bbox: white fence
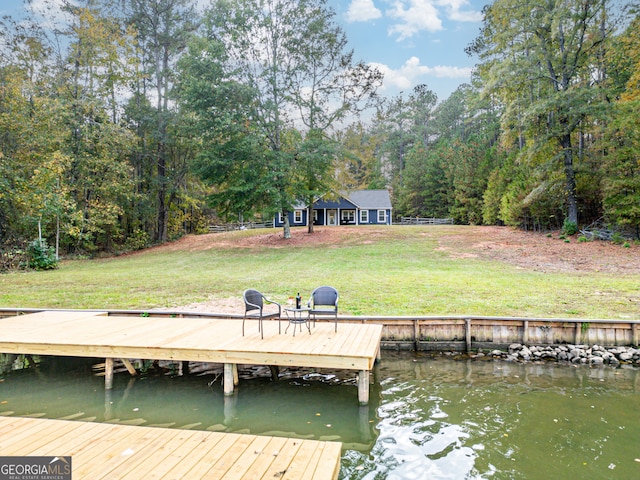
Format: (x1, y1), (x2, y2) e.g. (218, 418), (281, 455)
(398, 216), (454, 225)
(208, 221), (273, 233)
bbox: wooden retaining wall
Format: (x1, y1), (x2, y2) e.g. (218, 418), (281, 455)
(1, 308), (638, 352)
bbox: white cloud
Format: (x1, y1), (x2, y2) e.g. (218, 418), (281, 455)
(346, 0), (383, 22)
(371, 56), (472, 92)
(386, 0), (443, 41)
(383, 1), (482, 41)
(438, 0), (483, 22)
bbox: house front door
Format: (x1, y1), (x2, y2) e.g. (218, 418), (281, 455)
(327, 209), (338, 226)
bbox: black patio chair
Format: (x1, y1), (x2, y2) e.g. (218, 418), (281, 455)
(307, 286), (339, 332)
(243, 289), (281, 339)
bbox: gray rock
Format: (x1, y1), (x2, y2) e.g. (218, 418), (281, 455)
(619, 352), (634, 362)
(590, 356), (604, 365)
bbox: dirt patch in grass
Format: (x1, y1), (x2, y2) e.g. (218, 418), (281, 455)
(156, 225), (639, 274)
(432, 226), (639, 274)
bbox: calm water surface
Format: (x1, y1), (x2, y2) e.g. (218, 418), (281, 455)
(1, 352), (638, 479)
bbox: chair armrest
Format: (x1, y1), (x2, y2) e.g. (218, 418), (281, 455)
(263, 297), (281, 315)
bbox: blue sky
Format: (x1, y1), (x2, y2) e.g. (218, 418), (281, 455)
(329, 0), (486, 101)
(2, 0), (487, 102)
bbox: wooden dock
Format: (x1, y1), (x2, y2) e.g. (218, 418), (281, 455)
(0, 310), (382, 404)
(0, 416), (341, 480)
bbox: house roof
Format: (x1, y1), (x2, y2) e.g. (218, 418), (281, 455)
(346, 190), (392, 210)
(291, 189), (392, 210)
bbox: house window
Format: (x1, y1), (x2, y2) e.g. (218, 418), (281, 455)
(377, 210), (386, 223)
(360, 210), (369, 223)
(294, 210), (303, 224)
(341, 210), (355, 224)
(278, 212), (284, 224)
(313, 210), (319, 224)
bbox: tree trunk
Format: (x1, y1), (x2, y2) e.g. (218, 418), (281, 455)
(561, 133), (578, 225)
(283, 212), (291, 239)
(156, 141), (168, 243)
(307, 204), (314, 234)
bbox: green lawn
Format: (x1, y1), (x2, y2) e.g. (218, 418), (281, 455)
(1, 226), (637, 320)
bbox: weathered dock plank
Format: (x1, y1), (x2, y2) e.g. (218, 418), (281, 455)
(0, 416), (341, 480)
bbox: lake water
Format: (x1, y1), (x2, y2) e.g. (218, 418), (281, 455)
(1, 352), (638, 479)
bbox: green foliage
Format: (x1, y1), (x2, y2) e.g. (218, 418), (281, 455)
(611, 232), (625, 245)
(26, 240), (58, 271)
(562, 220), (578, 236)
(123, 229), (150, 252)
(578, 236), (588, 243)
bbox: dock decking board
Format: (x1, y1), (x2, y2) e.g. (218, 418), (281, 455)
(0, 417), (340, 480)
(0, 310), (382, 404)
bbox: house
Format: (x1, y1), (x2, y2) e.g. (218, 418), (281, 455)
(274, 190), (393, 227)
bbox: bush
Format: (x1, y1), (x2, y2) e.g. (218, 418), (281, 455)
(578, 236), (588, 243)
(611, 232), (625, 245)
(562, 219), (578, 236)
(26, 240), (58, 270)
(124, 229), (150, 252)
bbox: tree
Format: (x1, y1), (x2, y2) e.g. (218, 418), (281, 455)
(123, 0), (198, 243)
(58, 2), (136, 252)
(371, 84), (438, 203)
(204, 0), (380, 238)
(469, 0), (610, 226)
(335, 122), (385, 190)
(287, 5), (381, 232)
(177, 33), (280, 221)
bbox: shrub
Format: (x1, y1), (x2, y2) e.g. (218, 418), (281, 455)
(124, 229), (150, 252)
(578, 236), (588, 243)
(562, 219), (578, 236)
(611, 232), (624, 245)
(26, 240), (58, 270)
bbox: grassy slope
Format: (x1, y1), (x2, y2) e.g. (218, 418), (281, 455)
(0, 226), (637, 319)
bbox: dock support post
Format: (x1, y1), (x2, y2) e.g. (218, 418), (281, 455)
(105, 357), (114, 389)
(465, 319), (472, 353)
(121, 359), (137, 376)
(358, 370), (369, 405)
(224, 363), (235, 396)
(522, 320), (529, 344)
(632, 323), (638, 346)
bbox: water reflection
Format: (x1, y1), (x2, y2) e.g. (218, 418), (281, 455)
(1, 352), (639, 479)
(341, 352), (639, 480)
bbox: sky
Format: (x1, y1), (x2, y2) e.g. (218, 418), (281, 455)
(329, 0), (486, 101)
(1, 0), (488, 103)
